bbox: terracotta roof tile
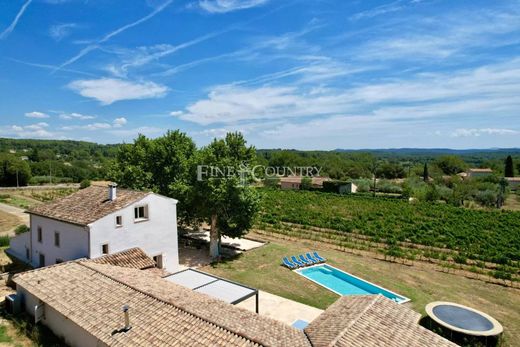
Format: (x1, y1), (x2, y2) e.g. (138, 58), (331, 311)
(89, 248), (156, 269)
(14, 261), (311, 347)
(27, 185), (151, 225)
(305, 295), (456, 347)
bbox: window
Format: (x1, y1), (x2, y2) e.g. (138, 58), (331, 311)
(115, 215), (123, 227)
(56, 258), (63, 264)
(134, 205), (148, 221)
(39, 253), (45, 267)
(37, 227), (42, 243)
(153, 255), (163, 269)
(102, 243), (109, 255)
(54, 232), (60, 247)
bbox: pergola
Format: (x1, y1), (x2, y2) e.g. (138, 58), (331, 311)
(165, 268), (259, 313)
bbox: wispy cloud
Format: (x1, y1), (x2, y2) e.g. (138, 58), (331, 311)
(451, 128), (519, 137)
(0, 0), (32, 39)
(9, 58), (97, 77)
(67, 78), (169, 105)
(25, 111), (50, 119)
(59, 112), (96, 120)
(175, 58), (520, 126)
(58, 0), (173, 69)
(350, 0), (419, 21)
(198, 0), (269, 13)
(49, 23), (78, 41)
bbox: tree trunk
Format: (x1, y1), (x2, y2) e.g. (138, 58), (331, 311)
(209, 214), (220, 260)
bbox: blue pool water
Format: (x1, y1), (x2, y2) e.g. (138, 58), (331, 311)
(297, 264), (408, 303)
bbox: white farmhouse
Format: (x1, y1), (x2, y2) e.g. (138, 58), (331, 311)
(8, 184), (180, 271)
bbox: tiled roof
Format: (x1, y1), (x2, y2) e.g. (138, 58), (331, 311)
(304, 295), (456, 347)
(27, 185), (151, 225)
(89, 248), (156, 269)
(14, 261), (311, 347)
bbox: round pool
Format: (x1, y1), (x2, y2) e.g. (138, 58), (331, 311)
(425, 302), (503, 337)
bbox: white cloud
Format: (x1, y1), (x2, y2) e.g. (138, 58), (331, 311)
(113, 117), (127, 127)
(25, 111), (50, 118)
(0, 0), (32, 39)
(49, 23), (77, 41)
(108, 126), (163, 137)
(60, 117), (128, 131)
(198, 0), (268, 13)
(451, 128), (519, 137)
(67, 78), (169, 105)
(61, 122), (111, 131)
(59, 112), (96, 120)
(0, 122), (57, 139)
(170, 111), (184, 117)
(177, 58), (520, 126)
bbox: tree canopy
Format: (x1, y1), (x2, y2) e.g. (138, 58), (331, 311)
(191, 133), (260, 258)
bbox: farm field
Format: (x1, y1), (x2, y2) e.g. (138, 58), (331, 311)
(203, 234), (520, 346)
(257, 189), (520, 283)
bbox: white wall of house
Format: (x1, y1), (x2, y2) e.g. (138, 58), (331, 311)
(7, 232), (30, 263)
(17, 285), (104, 347)
(88, 194), (179, 271)
(30, 215), (89, 268)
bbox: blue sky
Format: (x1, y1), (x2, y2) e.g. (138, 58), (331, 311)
(0, 0), (519, 149)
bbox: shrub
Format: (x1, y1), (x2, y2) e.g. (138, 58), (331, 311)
(14, 225), (29, 235)
(0, 236), (10, 247)
(474, 189), (497, 207)
(79, 179), (91, 189)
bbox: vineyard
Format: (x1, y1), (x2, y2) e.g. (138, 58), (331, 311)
(257, 189), (520, 283)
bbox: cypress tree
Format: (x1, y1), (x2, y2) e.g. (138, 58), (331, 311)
(423, 162), (429, 182)
(505, 155), (514, 177)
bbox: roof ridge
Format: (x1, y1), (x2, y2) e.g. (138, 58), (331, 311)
(327, 295), (382, 347)
(77, 261), (268, 346)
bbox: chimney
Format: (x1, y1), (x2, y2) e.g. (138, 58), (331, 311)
(108, 183), (117, 201)
(122, 305), (131, 331)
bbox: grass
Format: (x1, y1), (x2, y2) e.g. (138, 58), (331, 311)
(202, 233), (520, 346)
(0, 195), (33, 210)
(0, 325), (13, 343)
(0, 210), (20, 235)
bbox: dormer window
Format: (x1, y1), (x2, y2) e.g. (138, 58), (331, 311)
(134, 205), (148, 222)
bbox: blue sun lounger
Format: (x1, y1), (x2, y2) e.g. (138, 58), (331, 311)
(305, 252), (320, 263)
(312, 251), (326, 262)
(291, 256), (305, 267)
(299, 254), (314, 265)
(282, 257), (297, 269)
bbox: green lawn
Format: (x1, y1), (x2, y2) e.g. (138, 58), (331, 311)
(202, 234), (520, 346)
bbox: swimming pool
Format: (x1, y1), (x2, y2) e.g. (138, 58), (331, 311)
(295, 264), (409, 304)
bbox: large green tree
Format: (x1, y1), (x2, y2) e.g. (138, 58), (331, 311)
(0, 154), (31, 186)
(191, 133), (260, 259)
(434, 155), (467, 175)
(108, 130), (197, 224)
(505, 155), (514, 177)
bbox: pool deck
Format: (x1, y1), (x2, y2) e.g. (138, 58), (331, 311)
(237, 290), (324, 326)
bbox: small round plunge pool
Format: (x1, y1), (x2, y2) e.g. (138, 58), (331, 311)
(425, 302), (503, 337)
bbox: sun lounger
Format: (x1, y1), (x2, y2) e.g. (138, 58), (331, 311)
(299, 254), (314, 265)
(291, 255), (305, 267)
(305, 253), (320, 263)
(282, 257), (297, 269)
(312, 251), (326, 262)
